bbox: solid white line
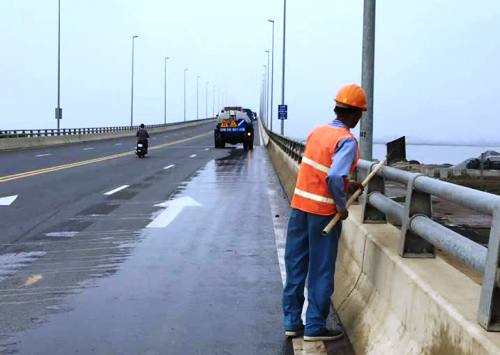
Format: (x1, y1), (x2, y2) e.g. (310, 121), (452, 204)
(35, 153), (52, 158)
(83, 147), (95, 151)
(163, 164), (175, 170)
(189, 154), (197, 158)
(104, 185), (129, 196)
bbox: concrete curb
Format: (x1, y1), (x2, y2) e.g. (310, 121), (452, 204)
(263, 133), (500, 354)
(0, 119), (215, 151)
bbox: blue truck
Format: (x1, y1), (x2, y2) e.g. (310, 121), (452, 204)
(214, 106), (254, 150)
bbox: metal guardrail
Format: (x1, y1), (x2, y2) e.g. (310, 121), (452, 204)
(263, 123), (500, 331)
(0, 118), (215, 139)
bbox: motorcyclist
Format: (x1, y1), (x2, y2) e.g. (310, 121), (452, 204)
(136, 123), (150, 153)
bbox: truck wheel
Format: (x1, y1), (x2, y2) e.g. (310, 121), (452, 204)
(243, 142), (248, 151)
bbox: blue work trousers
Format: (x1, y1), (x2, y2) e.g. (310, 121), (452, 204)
(282, 208), (342, 335)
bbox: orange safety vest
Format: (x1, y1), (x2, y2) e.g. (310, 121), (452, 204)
(291, 124), (359, 215)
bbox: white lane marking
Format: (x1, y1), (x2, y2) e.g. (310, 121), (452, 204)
(163, 164), (175, 170)
(0, 195), (18, 206)
(114, 143), (123, 146)
(35, 153), (52, 158)
(189, 154), (197, 158)
(204, 148), (210, 151)
(104, 185), (130, 196)
(45, 232), (79, 238)
(147, 196), (202, 228)
(83, 147), (95, 151)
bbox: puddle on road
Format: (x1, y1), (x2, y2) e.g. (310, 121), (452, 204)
(0, 252), (46, 282)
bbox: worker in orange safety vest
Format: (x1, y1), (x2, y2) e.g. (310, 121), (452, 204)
(282, 84), (367, 342)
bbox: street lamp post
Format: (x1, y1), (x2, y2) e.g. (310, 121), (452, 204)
(212, 85), (216, 117)
(205, 81), (209, 118)
(196, 75), (200, 120)
(55, 0), (62, 132)
(164, 56), (170, 125)
(360, 0), (376, 160)
(263, 65), (268, 126)
(183, 68), (188, 122)
(130, 35), (139, 127)
(281, 0), (287, 135)
(265, 50), (270, 128)
(267, 19), (275, 132)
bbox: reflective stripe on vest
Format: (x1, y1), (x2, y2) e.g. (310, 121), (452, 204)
(301, 156), (329, 174)
(293, 188), (334, 204)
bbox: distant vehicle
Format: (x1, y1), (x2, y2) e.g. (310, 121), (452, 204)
(214, 106), (254, 150)
(485, 156), (500, 170)
(136, 141), (147, 158)
(242, 108), (256, 121)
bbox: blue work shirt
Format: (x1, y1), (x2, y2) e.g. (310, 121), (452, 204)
(325, 119), (357, 211)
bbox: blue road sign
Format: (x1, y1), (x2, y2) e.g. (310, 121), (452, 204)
(278, 104), (287, 120)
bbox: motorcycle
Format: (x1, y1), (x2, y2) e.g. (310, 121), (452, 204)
(136, 140), (148, 158)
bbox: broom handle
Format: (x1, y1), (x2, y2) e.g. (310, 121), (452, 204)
(321, 157), (387, 236)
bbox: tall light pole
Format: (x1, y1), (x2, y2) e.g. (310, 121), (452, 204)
(281, 0), (287, 135)
(360, 0), (376, 160)
(205, 81), (209, 118)
(55, 0), (62, 132)
(268, 19), (275, 132)
(163, 56), (170, 124)
(212, 84), (216, 117)
(130, 35), (139, 127)
(183, 68), (188, 122)
(263, 65), (268, 126)
(196, 75), (200, 120)
(265, 50), (270, 129)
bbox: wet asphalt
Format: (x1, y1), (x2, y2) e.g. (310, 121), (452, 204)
(0, 122), (292, 354)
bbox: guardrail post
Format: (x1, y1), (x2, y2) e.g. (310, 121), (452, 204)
(478, 209), (500, 331)
(400, 174), (434, 258)
(362, 162), (387, 223)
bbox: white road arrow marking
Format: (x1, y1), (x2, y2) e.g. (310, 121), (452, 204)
(147, 196), (202, 228)
(104, 185), (130, 196)
(0, 195), (18, 206)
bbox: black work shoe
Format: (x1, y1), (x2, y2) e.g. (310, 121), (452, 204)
(303, 328), (344, 341)
(284, 326), (304, 338)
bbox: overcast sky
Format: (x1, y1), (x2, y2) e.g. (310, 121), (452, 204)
(1, 0), (499, 144)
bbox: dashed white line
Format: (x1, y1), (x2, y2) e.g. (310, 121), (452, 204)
(204, 148), (210, 151)
(163, 164), (175, 170)
(104, 185), (129, 196)
(35, 153), (52, 158)
(83, 147), (95, 151)
(189, 154), (197, 158)
(114, 143), (123, 146)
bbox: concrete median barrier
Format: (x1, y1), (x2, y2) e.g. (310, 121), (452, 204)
(0, 119), (215, 151)
(263, 124), (500, 354)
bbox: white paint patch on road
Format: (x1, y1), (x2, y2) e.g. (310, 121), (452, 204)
(0, 195), (18, 206)
(83, 147), (95, 151)
(114, 143), (123, 146)
(147, 196), (202, 228)
(45, 231), (79, 238)
(204, 148), (210, 151)
(23, 274), (43, 287)
(189, 154), (197, 158)
(35, 153), (52, 158)
(163, 164), (175, 170)
(104, 185), (130, 196)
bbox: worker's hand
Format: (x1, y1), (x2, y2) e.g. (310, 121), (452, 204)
(348, 181), (364, 194)
(337, 208), (349, 220)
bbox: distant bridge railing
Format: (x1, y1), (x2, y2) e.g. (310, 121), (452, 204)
(263, 122), (500, 331)
(0, 118), (214, 139)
